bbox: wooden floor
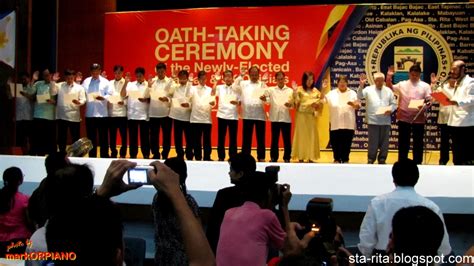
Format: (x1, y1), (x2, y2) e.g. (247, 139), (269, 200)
(106, 147), (446, 165)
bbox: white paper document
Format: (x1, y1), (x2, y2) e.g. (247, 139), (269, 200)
(87, 92), (100, 102)
(200, 95), (215, 106)
(9, 83), (24, 98)
(63, 93), (77, 104)
(274, 94), (290, 106)
(375, 106), (392, 115)
(128, 90), (143, 100)
(222, 94), (237, 104)
(150, 90), (166, 100)
(171, 98), (181, 108)
(36, 93), (50, 104)
(172, 97), (188, 108)
(408, 99), (425, 109)
(251, 88), (265, 100)
(108, 95), (122, 104)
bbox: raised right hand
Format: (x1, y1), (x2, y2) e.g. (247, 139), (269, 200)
(148, 161), (180, 194)
(147, 74), (155, 87)
(125, 72), (131, 83)
(75, 72), (83, 83)
(387, 65), (395, 77)
(430, 73), (438, 86)
(240, 67), (247, 77)
(359, 73), (367, 87)
(322, 79), (329, 89)
(32, 71), (40, 82)
(214, 71), (221, 81)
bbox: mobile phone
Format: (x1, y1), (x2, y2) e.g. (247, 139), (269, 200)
(127, 165), (154, 185)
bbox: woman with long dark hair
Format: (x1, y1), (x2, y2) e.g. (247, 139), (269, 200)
(0, 167), (32, 256)
(152, 157), (200, 265)
(291, 71), (324, 162)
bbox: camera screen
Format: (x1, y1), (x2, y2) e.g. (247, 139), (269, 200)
(128, 168), (148, 184)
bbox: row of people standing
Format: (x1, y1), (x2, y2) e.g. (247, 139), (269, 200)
(304, 60), (473, 166)
(14, 61), (472, 164)
(13, 69), (85, 156)
(333, 60), (474, 166)
(9, 63), (401, 163)
(13, 63), (325, 162)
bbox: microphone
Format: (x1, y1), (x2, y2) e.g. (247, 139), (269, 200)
(434, 73), (452, 90)
(438, 78), (449, 87)
(424, 97), (432, 108)
(433, 77), (449, 92)
(66, 137), (93, 157)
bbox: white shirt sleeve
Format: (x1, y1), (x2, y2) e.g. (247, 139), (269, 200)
(357, 86), (366, 100)
(456, 82), (474, 107)
(434, 207), (452, 256)
(49, 82), (59, 96)
(389, 89), (398, 112)
(232, 76), (243, 94)
(78, 86), (87, 105)
(392, 82), (401, 94)
(358, 202), (378, 257)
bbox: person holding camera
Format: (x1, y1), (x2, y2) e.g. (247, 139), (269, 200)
(152, 157), (200, 266)
(216, 173), (291, 266)
(44, 159), (214, 266)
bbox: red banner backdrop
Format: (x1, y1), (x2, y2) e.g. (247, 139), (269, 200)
(104, 5), (355, 148)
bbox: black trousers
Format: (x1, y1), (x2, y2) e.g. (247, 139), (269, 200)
(330, 129), (354, 163)
(242, 119), (266, 160)
(438, 124), (451, 165)
(128, 119), (150, 159)
(57, 119), (80, 154)
(173, 119), (193, 160)
(449, 125), (474, 165)
(270, 122), (292, 162)
(397, 121), (424, 164)
(109, 117), (128, 158)
(217, 118), (238, 161)
(16, 120), (34, 155)
(191, 123), (212, 160)
(149, 117), (172, 159)
(86, 117), (109, 158)
(32, 118), (56, 156)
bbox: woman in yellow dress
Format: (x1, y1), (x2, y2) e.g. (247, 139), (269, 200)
(291, 71), (324, 162)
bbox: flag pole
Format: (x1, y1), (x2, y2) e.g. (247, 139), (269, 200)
(27, 0), (32, 74)
(13, 2), (19, 153)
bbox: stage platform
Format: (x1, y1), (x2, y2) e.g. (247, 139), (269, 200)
(0, 155), (472, 214)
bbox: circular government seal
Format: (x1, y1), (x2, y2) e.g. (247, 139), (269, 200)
(365, 22), (452, 84)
